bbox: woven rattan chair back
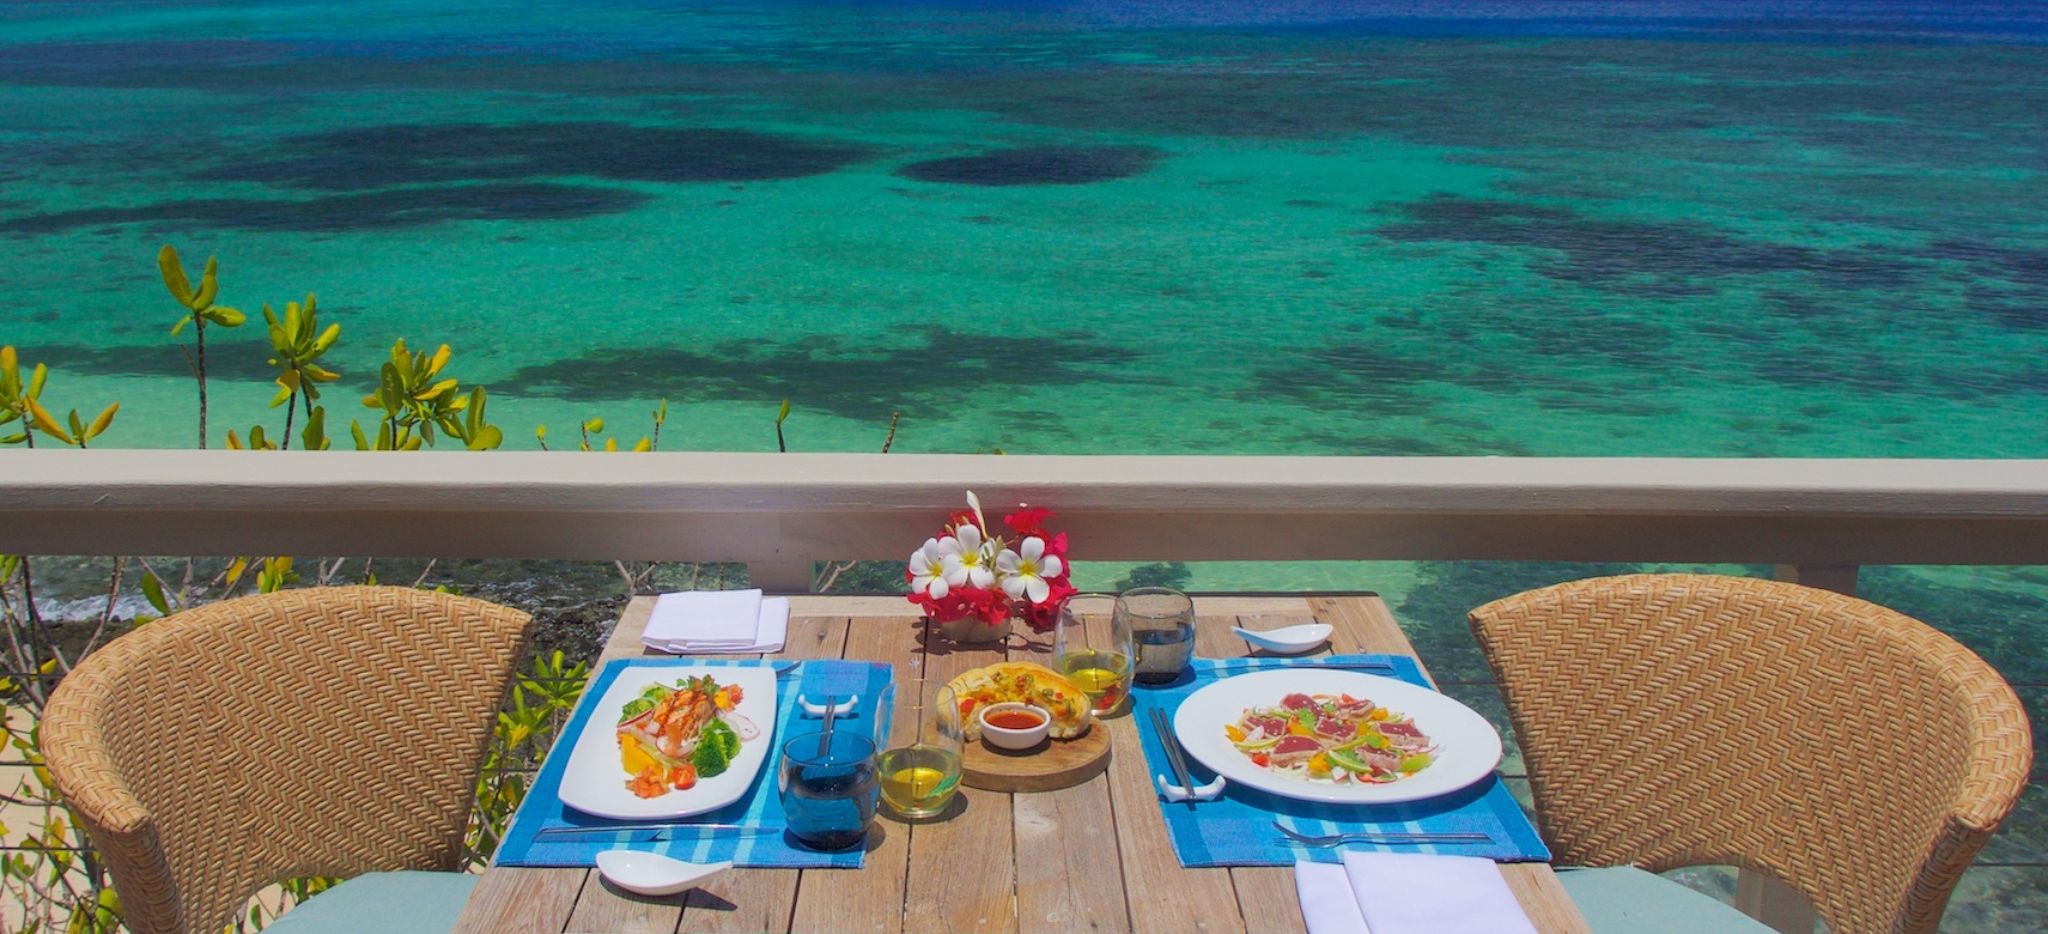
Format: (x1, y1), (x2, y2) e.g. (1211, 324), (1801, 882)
(41, 586), (532, 934)
(1469, 574), (2031, 934)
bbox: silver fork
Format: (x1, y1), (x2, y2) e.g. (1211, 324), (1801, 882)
(1272, 820), (1490, 847)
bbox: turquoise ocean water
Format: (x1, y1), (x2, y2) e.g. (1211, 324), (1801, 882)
(3, 1), (2046, 923)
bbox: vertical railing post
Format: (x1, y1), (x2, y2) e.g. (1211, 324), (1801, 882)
(1774, 563), (1859, 596)
(1733, 562), (1858, 932)
(746, 559), (814, 593)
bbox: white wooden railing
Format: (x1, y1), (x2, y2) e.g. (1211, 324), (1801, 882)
(6, 450), (2047, 931)
(4, 451), (2048, 590)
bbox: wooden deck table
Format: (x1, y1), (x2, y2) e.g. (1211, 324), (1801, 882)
(454, 594), (1590, 934)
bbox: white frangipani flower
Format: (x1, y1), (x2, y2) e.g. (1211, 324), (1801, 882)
(996, 535), (1063, 603)
(941, 523), (996, 589)
(908, 537), (950, 598)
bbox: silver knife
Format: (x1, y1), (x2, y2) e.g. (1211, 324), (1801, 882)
(534, 823), (779, 841)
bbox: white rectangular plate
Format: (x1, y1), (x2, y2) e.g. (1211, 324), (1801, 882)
(558, 663), (779, 820)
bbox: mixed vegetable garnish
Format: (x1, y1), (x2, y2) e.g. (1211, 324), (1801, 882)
(616, 675), (760, 798)
(1225, 692), (1434, 784)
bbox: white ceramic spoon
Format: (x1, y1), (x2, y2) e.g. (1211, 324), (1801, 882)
(595, 850), (731, 897)
(1230, 623), (1333, 655)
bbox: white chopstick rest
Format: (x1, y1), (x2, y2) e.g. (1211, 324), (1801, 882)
(1156, 773), (1227, 801)
(799, 694), (859, 717)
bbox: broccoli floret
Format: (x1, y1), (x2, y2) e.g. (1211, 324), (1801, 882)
(693, 719), (739, 777)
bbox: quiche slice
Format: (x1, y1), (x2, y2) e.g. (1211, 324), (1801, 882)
(946, 661), (1094, 741)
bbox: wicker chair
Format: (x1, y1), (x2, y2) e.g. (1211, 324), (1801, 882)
(1469, 574), (2033, 934)
(42, 587), (532, 934)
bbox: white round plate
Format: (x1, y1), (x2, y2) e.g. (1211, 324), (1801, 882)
(1172, 669), (1501, 805)
(559, 664), (779, 820)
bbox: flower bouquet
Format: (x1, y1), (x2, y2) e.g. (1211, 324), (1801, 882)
(906, 492), (1076, 642)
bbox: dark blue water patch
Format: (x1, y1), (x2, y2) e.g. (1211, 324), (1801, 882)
(1923, 238), (2048, 330)
(500, 326), (1150, 420)
(1863, 566), (2048, 684)
(1749, 348), (1913, 395)
(20, 337), (277, 382)
(1376, 194), (1919, 293)
(895, 146), (1160, 186)
(0, 183), (649, 234)
(194, 123), (874, 190)
(1280, 425), (1534, 457)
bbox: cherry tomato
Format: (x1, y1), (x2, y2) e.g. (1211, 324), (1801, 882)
(1251, 752), (1271, 768)
(671, 764), (698, 790)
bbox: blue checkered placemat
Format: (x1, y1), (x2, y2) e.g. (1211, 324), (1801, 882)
(494, 658), (892, 869)
(1130, 654), (1550, 867)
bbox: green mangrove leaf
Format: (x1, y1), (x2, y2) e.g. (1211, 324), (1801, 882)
(632, 436), (652, 452)
(349, 419), (370, 450)
(415, 377), (459, 401)
(583, 417), (605, 434)
(139, 573), (169, 616)
(85, 402), (117, 440)
(25, 398), (71, 444)
(28, 363), (47, 400)
(466, 425), (503, 451)
(193, 257), (219, 309)
(313, 322), (341, 353)
(206, 305), (246, 327)
(302, 406), (329, 451)
(777, 399), (792, 425)
(157, 245), (194, 307)
(378, 362), (403, 412)
(170, 314), (193, 337)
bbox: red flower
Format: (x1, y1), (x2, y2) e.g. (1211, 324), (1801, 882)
(1005, 505), (1054, 538)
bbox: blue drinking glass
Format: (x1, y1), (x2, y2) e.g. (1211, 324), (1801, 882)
(778, 731), (879, 851)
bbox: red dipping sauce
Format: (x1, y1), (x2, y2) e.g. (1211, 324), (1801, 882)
(985, 710), (1045, 730)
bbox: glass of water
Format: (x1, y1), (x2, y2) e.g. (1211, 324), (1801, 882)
(778, 730), (879, 851)
(1121, 587), (1196, 684)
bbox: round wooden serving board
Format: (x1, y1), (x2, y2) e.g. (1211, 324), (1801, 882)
(960, 723), (1112, 792)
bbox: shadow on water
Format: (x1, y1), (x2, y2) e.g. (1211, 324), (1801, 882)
(2, 122), (875, 235)
(0, 183), (651, 234)
(500, 326), (1152, 420)
(1374, 194), (1919, 293)
(196, 123), (876, 190)
(896, 146), (1161, 186)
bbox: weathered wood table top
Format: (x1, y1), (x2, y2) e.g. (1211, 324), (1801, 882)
(454, 594), (1590, 934)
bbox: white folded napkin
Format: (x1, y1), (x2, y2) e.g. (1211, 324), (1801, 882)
(642, 590), (788, 654)
(1296, 860), (1369, 934)
(1294, 853), (1536, 934)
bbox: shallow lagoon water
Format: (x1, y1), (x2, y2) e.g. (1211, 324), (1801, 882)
(3, 1), (2046, 924)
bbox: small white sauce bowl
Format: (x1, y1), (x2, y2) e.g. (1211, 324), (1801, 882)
(978, 702), (1051, 750)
